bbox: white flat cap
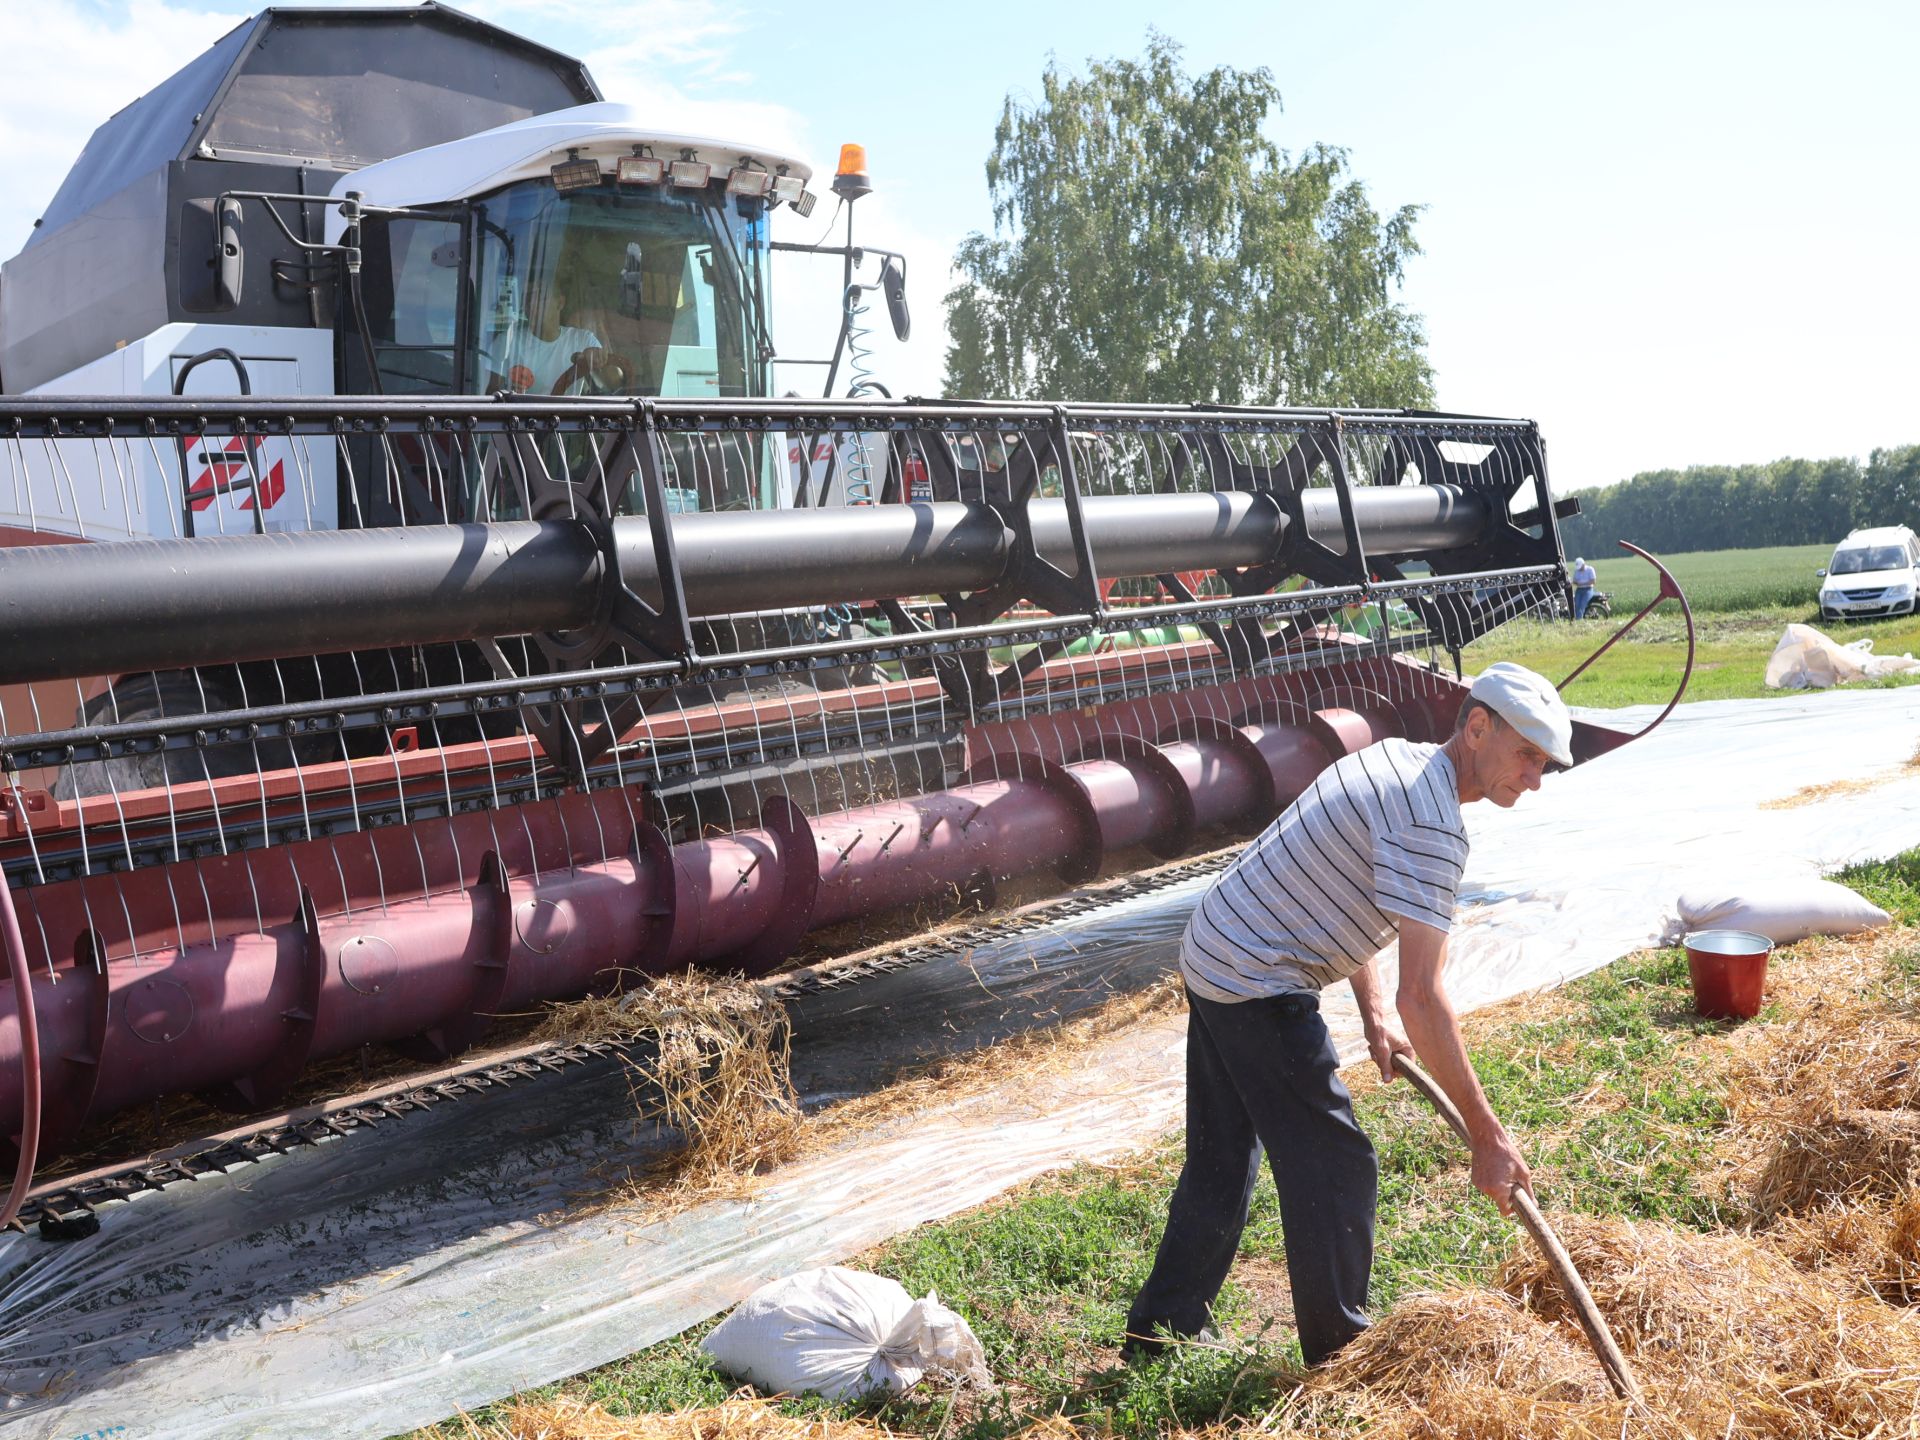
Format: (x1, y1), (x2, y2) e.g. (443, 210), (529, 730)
(1469, 661), (1574, 767)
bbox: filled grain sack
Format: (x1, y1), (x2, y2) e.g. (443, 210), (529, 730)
(702, 1266), (991, 1401)
(1676, 875), (1890, 945)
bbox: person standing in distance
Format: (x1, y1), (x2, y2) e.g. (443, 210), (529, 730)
(1123, 662), (1572, 1367)
(1570, 557), (1598, 618)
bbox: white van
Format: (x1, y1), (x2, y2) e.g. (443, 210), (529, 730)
(1818, 525), (1920, 621)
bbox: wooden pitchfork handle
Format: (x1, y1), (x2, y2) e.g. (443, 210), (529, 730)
(1390, 1053), (1647, 1411)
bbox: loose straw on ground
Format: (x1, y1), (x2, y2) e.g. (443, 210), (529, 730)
(534, 974), (803, 1204)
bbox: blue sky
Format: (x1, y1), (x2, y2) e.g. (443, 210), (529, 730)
(6, 0), (1916, 493)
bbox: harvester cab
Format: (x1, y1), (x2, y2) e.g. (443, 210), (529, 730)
(327, 106), (792, 408)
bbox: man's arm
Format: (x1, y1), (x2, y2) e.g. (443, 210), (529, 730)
(1349, 958), (1414, 1082)
(1394, 918), (1533, 1216)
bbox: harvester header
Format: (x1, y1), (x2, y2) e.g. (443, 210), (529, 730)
(0, 392), (1616, 1225)
(0, 6), (1681, 1243)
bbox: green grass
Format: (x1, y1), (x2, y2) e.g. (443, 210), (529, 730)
(1455, 540), (1920, 707)
(1835, 852), (1920, 927)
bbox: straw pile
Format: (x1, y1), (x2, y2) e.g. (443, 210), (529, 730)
(533, 966), (1185, 1213)
(1714, 969), (1920, 1224)
(1295, 923), (1920, 1439)
(1770, 1189), (1920, 1303)
(436, 1394), (890, 1440)
(1760, 751), (1920, 809)
(536, 974), (802, 1198)
(1299, 1213), (1920, 1438)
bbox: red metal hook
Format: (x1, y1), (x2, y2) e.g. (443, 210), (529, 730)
(0, 870), (41, 1231)
(1557, 541), (1695, 748)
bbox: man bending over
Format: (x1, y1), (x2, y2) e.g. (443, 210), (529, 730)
(1125, 662), (1572, 1366)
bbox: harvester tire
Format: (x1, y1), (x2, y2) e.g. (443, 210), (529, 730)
(51, 672), (301, 800)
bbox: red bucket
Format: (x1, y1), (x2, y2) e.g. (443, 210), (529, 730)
(1684, 929), (1774, 1020)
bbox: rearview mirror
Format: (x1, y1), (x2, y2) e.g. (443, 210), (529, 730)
(880, 256), (910, 341)
(1816, 568), (1827, 577)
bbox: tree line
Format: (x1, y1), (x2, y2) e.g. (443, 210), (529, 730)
(942, 36), (1432, 409)
(1558, 445), (1920, 558)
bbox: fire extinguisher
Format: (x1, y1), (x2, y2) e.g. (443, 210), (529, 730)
(902, 454), (932, 503)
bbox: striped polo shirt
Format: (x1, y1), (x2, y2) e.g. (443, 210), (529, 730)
(1181, 737), (1467, 1001)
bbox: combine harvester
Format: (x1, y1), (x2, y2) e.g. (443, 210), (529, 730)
(0, 5), (1687, 1236)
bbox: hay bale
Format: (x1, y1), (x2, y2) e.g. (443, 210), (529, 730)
(1751, 1109), (1920, 1221)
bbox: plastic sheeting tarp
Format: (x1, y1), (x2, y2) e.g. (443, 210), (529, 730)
(4, 686), (1919, 1439)
(1765, 622), (1920, 689)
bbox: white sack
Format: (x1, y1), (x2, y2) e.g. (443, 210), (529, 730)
(1676, 874), (1892, 945)
(702, 1266), (991, 1401)
(1765, 623), (1920, 690)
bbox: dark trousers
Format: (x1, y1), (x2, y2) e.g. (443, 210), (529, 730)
(1126, 987), (1377, 1366)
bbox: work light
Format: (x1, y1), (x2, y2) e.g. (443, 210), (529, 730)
(550, 151), (601, 193)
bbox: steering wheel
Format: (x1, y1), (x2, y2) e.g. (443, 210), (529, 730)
(550, 349), (635, 396)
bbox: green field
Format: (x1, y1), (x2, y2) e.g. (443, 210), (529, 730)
(1581, 540), (1833, 613)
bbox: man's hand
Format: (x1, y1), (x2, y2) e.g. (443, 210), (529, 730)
(1468, 1123), (1533, 1217)
(1365, 1016), (1415, 1084)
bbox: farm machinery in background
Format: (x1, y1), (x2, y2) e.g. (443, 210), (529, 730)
(0, 5), (1689, 1230)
